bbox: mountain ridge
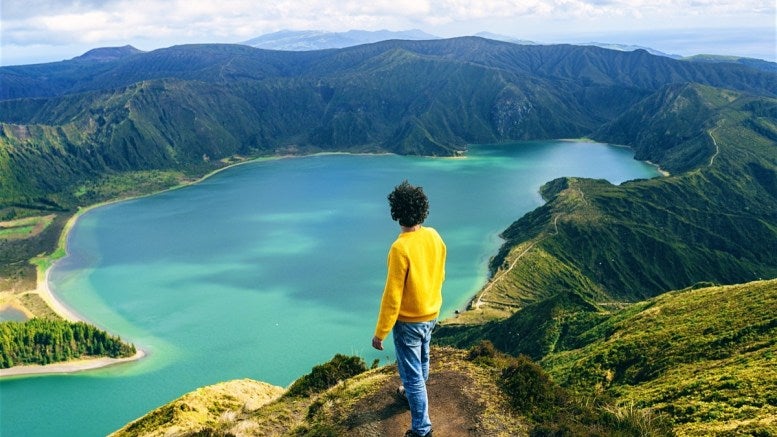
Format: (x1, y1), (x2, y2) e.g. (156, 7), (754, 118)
(2, 38), (775, 211)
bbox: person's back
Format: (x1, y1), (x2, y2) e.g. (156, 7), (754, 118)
(386, 227), (445, 322)
(372, 180), (446, 437)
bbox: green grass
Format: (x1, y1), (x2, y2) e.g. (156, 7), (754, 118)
(540, 279), (777, 435)
(0, 225), (34, 237)
(72, 170), (189, 204)
(0, 215), (54, 240)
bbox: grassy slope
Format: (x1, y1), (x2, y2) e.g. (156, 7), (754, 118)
(435, 84), (777, 435)
(437, 85), (776, 329)
(542, 279), (777, 436)
(111, 379), (286, 437)
(112, 280), (774, 436)
(113, 346), (683, 436)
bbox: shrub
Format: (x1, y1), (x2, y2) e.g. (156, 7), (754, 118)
(501, 355), (565, 421)
(285, 354), (368, 398)
(467, 340), (500, 366)
(602, 402), (675, 436)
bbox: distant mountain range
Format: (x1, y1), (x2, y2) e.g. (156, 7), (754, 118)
(240, 29), (777, 70)
(2, 38), (774, 202)
(241, 28), (680, 59)
(242, 29), (439, 50)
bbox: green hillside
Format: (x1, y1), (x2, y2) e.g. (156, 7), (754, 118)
(542, 279), (777, 436)
(2, 38), (776, 209)
(434, 82), (776, 434)
(435, 85), (775, 327)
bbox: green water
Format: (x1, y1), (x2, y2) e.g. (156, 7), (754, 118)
(0, 141), (659, 436)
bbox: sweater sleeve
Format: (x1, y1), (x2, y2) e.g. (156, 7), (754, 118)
(373, 244), (407, 340)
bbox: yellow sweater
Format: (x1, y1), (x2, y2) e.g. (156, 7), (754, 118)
(374, 226), (446, 340)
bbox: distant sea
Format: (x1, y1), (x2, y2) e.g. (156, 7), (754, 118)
(0, 141), (660, 436)
(556, 27), (777, 61)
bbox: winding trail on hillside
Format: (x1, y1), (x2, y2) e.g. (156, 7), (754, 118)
(708, 121), (723, 167)
(473, 182), (591, 310)
(472, 214), (560, 309)
(219, 57), (236, 82)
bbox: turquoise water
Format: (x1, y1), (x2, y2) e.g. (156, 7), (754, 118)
(0, 141), (659, 436)
(0, 307), (28, 322)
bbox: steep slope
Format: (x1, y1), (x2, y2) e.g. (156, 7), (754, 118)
(111, 348), (528, 436)
(453, 85), (773, 304)
(2, 38), (775, 212)
(541, 279), (777, 436)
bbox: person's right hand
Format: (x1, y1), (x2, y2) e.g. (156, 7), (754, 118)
(371, 336), (383, 350)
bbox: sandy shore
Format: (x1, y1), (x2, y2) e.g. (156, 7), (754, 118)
(1, 209), (147, 378)
(0, 350), (146, 377)
(0, 267), (147, 378)
(35, 266), (84, 322)
(0, 266), (147, 378)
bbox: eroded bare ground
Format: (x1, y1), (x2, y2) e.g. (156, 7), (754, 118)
(345, 372), (482, 436)
(330, 348), (527, 437)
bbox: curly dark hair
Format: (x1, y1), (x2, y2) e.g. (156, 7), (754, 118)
(388, 180), (429, 227)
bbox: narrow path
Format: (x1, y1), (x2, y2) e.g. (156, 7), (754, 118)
(219, 57), (236, 82)
(473, 215), (560, 309)
(708, 122), (723, 167)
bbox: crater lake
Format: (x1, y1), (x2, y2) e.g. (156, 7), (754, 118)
(0, 141), (661, 436)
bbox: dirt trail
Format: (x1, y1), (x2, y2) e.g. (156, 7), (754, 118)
(344, 372), (481, 436)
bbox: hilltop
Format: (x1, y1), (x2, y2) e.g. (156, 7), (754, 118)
(111, 348), (530, 436)
(112, 280), (774, 436)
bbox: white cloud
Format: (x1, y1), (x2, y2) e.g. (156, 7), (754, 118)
(0, 0), (774, 64)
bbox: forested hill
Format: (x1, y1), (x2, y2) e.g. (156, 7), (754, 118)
(1, 37), (776, 209)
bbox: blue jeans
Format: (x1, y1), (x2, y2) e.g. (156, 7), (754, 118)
(393, 319), (436, 436)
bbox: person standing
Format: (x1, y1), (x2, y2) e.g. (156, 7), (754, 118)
(372, 180), (446, 437)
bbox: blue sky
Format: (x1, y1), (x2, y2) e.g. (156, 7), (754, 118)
(1, 0), (775, 65)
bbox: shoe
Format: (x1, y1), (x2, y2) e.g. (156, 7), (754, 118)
(396, 385), (408, 404)
(404, 430), (433, 437)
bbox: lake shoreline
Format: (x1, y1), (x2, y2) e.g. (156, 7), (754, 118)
(0, 264), (148, 378)
(0, 152), (320, 377)
(1, 143), (657, 378)
(0, 349), (146, 378)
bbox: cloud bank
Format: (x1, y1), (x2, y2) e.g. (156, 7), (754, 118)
(1, 0), (774, 64)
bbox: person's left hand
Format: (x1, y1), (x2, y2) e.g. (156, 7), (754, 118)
(372, 336), (383, 350)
